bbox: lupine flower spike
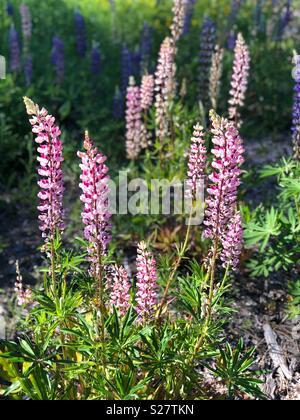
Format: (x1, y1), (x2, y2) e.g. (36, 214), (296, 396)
(186, 124), (207, 200)
(15, 260), (32, 307)
(204, 111), (244, 244)
(78, 132), (111, 279)
(74, 10), (87, 57)
(136, 242), (158, 322)
(110, 265), (131, 316)
(199, 16), (216, 107)
(9, 25), (21, 72)
(125, 77), (143, 160)
(209, 45), (224, 110)
(292, 52), (300, 160)
(154, 37), (175, 141)
(228, 33), (250, 126)
(170, 0), (187, 43)
(51, 36), (65, 83)
(24, 97), (64, 243)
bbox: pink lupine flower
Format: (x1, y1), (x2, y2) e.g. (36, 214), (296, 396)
(15, 261), (32, 307)
(24, 97), (64, 242)
(141, 74), (154, 111)
(125, 77), (143, 160)
(154, 37), (175, 141)
(171, 0), (187, 42)
(78, 132), (111, 278)
(186, 123), (207, 199)
(204, 111), (244, 241)
(220, 212), (243, 271)
(228, 33), (250, 125)
(110, 265), (131, 316)
(135, 242), (158, 321)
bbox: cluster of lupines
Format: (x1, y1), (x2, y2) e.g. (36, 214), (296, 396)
(125, 77), (144, 160)
(204, 111), (245, 270)
(198, 16), (216, 107)
(186, 123), (207, 200)
(292, 53), (300, 160)
(209, 45), (224, 110)
(51, 37), (65, 84)
(8, 25), (21, 72)
(140, 22), (153, 74)
(154, 37), (176, 141)
(78, 132), (112, 279)
(24, 97), (64, 243)
(20, 4), (33, 85)
(74, 10), (87, 57)
(228, 33), (250, 126)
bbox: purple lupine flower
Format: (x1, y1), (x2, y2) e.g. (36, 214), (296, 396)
(121, 44), (133, 97)
(51, 36), (65, 83)
(276, 0), (293, 40)
(20, 4), (32, 41)
(78, 132), (111, 277)
(24, 54), (33, 86)
(204, 111), (244, 243)
(91, 41), (101, 75)
(199, 16), (216, 106)
(183, 0), (196, 36)
(253, 0), (265, 34)
(170, 0), (187, 42)
(228, 33), (250, 126)
(131, 48), (142, 79)
(140, 22), (153, 74)
(113, 87), (123, 119)
(6, 3), (14, 16)
(227, 30), (237, 50)
(135, 242), (158, 322)
(74, 10), (87, 57)
(141, 74), (154, 111)
(292, 53), (300, 160)
(154, 37), (175, 141)
(125, 77), (142, 160)
(220, 211), (243, 271)
(24, 97), (64, 242)
(110, 265), (131, 316)
(186, 123), (207, 199)
(9, 25), (21, 72)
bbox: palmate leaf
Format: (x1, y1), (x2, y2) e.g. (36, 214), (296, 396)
(244, 207), (281, 251)
(260, 157), (295, 179)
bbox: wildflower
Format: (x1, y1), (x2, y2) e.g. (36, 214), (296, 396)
(125, 77), (143, 160)
(154, 37), (175, 141)
(170, 0), (187, 43)
(78, 132), (111, 278)
(199, 16), (216, 107)
(15, 261), (32, 307)
(20, 4), (32, 42)
(276, 0), (293, 41)
(121, 44), (133, 98)
(51, 36), (65, 83)
(8, 25), (21, 72)
(74, 10), (87, 57)
(228, 33), (250, 125)
(141, 74), (154, 111)
(227, 30), (237, 50)
(209, 45), (224, 110)
(135, 242), (158, 321)
(24, 97), (64, 242)
(6, 3), (14, 16)
(183, 0), (196, 36)
(186, 123), (207, 199)
(220, 212), (243, 271)
(292, 52), (300, 160)
(110, 265), (131, 316)
(91, 41), (101, 75)
(204, 111), (244, 241)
